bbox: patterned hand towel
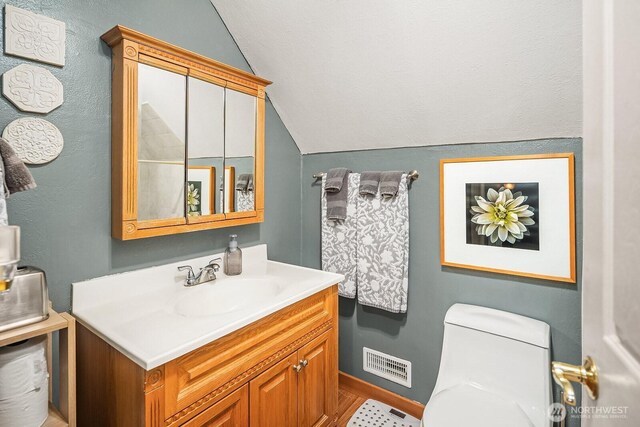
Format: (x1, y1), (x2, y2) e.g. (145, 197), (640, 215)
(0, 137), (36, 195)
(324, 168), (350, 220)
(379, 171), (404, 198)
(357, 174), (409, 313)
(236, 190), (254, 212)
(235, 174), (253, 192)
(322, 174), (359, 298)
(359, 171), (381, 196)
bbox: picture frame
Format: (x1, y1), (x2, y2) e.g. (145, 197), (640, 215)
(440, 153), (576, 283)
(187, 166), (215, 217)
(223, 166), (236, 213)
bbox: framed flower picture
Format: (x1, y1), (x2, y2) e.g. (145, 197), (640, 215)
(187, 166), (215, 217)
(440, 154), (576, 282)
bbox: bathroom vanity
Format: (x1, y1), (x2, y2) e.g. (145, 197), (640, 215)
(72, 245), (342, 426)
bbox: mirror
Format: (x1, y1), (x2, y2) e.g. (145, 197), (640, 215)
(224, 88), (256, 213)
(103, 26), (270, 240)
(187, 76), (225, 220)
(137, 63), (186, 222)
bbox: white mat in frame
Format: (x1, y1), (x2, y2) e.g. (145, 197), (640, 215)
(440, 154), (576, 283)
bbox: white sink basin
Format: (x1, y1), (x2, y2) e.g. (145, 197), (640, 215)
(72, 244), (344, 369)
(173, 278), (282, 317)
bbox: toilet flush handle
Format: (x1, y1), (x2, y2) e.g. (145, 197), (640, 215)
(551, 356), (599, 406)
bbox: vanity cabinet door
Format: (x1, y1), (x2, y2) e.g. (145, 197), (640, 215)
(136, 61), (187, 223)
(181, 385), (248, 427)
(186, 75), (225, 222)
(297, 330), (337, 427)
(249, 353), (298, 427)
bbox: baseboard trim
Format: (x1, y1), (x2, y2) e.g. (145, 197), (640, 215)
(339, 371), (425, 419)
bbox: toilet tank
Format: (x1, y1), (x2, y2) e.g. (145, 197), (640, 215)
(431, 304), (551, 426)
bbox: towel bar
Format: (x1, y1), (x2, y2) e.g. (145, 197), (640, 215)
(312, 170), (419, 182)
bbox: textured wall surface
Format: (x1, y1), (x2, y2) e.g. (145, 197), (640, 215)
(1, 2), (583, 424)
(213, 0), (582, 153)
(0, 0), (302, 313)
(301, 138), (583, 424)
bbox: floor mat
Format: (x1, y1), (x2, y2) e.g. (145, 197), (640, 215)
(347, 399), (422, 427)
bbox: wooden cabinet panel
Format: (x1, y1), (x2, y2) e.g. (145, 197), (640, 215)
(77, 286), (339, 427)
(298, 330), (337, 427)
(248, 330), (337, 427)
(165, 287), (335, 418)
(249, 353), (298, 427)
(181, 385), (248, 427)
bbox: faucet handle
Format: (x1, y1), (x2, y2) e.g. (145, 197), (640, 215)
(209, 258), (222, 272)
(178, 265), (195, 278)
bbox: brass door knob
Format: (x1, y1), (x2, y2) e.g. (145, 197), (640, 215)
(292, 363), (302, 372)
(551, 356), (599, 406)
(300, 359), (308, 368)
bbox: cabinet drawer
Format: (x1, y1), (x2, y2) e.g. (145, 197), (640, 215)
(180, 385), (248, 427)
(165, 286), (337, 422)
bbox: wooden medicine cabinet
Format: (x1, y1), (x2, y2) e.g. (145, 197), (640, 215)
(102, 26), (271, 240)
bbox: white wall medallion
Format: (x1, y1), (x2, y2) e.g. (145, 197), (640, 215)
(2, 118), (64, 164)
(4, 5), (66, 66)
(3, 64), (64, 113)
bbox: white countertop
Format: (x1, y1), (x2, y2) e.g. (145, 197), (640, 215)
(72, 245), (343, 370)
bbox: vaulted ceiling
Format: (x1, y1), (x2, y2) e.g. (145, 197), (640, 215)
(211, 0), (582, 154)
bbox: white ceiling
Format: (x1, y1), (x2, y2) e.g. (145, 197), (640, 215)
(211, 0), (582, 154)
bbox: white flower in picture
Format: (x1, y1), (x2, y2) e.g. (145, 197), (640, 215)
(470, 187), (535, 245)
(187, 184), (200, 216)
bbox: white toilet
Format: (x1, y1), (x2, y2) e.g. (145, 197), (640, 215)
(421, 304), (552, 427)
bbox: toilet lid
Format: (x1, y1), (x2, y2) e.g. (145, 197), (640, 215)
(421, 383), (534, 427)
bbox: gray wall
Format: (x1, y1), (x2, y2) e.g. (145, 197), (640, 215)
(0, 1), (583, 423)
(301, 138), (582, 423)
(0, 0), (302, 313)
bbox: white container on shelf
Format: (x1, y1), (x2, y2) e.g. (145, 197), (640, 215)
(0, 336), (49, 427)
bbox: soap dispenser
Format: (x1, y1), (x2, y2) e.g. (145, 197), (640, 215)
(224, 235), (242, 276)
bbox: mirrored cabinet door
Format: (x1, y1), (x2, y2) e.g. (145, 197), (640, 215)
(137, 63), (187, 222)
(104, 26), (270, 239)
(224, 87), (257, 214)
(187, 75), (225, 222)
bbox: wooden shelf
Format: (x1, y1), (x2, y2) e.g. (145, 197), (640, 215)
(0, 310), (68, 347)
(43, 403), (68, 427)
(0, 307), (76, 426)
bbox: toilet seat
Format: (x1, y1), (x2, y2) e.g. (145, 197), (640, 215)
(421, 383), (534, 427)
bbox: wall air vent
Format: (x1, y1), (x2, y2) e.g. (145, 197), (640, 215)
(363, 347), (412, 388)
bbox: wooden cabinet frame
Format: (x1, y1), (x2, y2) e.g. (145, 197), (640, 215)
(77, 286), (339, 426)
(101, 26), (271, 240)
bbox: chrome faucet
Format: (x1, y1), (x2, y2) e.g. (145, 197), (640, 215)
(177, 258), (222, 287)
